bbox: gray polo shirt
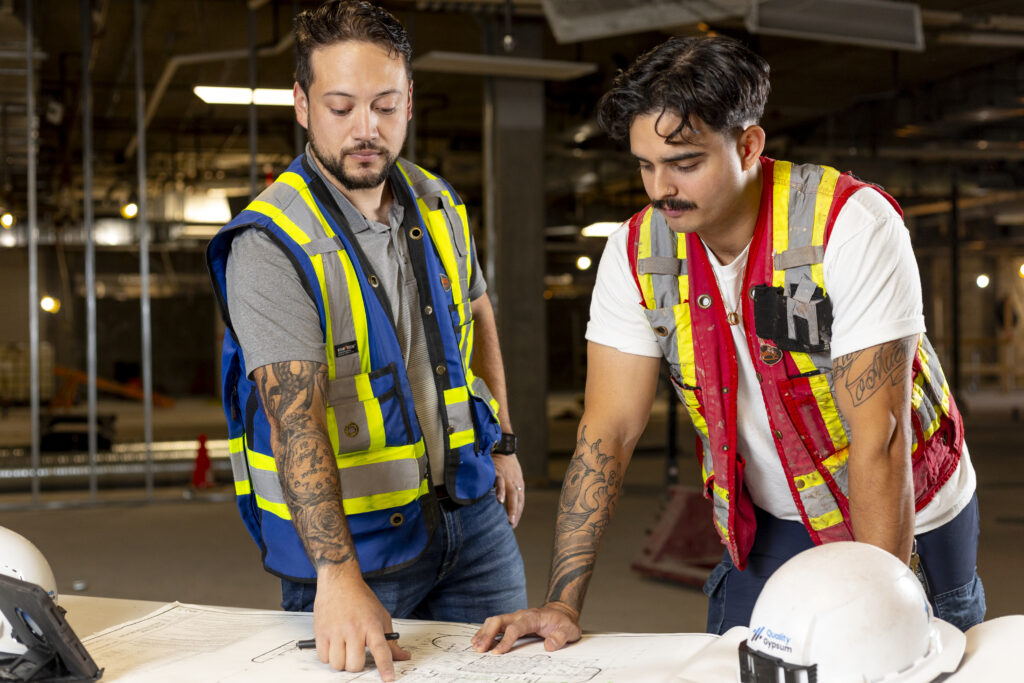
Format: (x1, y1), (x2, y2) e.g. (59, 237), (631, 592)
(225, 151), (485, 485)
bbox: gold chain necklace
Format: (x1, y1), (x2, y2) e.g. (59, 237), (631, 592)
(710, 260), (745, 326)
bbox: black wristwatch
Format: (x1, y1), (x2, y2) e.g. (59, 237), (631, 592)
(492, 432), (518, 454)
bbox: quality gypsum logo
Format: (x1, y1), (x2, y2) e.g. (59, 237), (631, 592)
(750, 626), (794, 654)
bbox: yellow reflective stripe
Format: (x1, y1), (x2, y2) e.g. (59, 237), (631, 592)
(810, 166), (840, 289)
(808, 373), (846, 448)
(324, 405), (342, 454)
(808, 508), (845, 531)
(234, 479), (251, 495)
(712, 482), (730, 502)
(247, 199), (311, 245)
(343, 478), (430, 515)
(229, 436), (243, 454)
(255, 493), (292, 520)
(821, 447), (849, 472)
(714, 516), (730, 540)
(912, 375), (926, 410)
(444, 386), (469, 405)
(276, 172), (334, 232)
(794, 448), (848, 491)
(449, 429), (475, 449)
(353, 374), (386, 452)
(923, 411), (943, 441)
(637, 209), (657, 308)
(337, 441), (426, 468)
(338, 248), (371, 374)
(771, 161), (792, 288)
(248, 449), (276, 471)
(675, 229), (688, 307)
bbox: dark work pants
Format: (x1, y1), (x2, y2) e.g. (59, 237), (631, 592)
(702, 493), (986, 634)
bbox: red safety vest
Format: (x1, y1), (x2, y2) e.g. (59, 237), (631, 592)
(627, 157), (963, 569)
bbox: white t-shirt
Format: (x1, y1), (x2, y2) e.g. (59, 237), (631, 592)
(586, 187), (975, 534)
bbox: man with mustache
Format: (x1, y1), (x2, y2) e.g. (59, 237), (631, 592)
(207, 2), (526, 680)
(474, 35), (983, 652)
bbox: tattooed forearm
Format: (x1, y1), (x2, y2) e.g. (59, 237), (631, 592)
(256, 361), (356, 570)
(545, 425), (626, 610)
(834, 339), (911, 407)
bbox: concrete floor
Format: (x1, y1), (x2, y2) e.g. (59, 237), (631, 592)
(0, 390), (1022, 635)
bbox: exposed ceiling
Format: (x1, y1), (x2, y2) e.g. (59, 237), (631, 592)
(0, 0), (1022, 264)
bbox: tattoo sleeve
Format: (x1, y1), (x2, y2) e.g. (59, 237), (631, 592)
(545, 425), (626, 611)
(255, 361), (356, 571)
(832, 337), (915, 408)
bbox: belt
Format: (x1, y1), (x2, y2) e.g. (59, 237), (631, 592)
(434, 484), (462, 512)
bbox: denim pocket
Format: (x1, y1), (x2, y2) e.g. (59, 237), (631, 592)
(933, 572), (986, 632)
(703, 558), (732, 634)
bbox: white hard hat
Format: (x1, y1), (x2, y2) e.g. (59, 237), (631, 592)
(0, 526), (58, 655)
(738, 541), (965, 683)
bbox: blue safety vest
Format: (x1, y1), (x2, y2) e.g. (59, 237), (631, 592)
(207, 155), (501, 581)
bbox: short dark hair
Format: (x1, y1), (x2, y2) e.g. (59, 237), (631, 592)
(597, 36), (770, 143)
(294, 0), (412, 93)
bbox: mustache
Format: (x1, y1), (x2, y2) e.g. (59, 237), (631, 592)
(652, 198), (697, 212)
(343, 142), (387, 155)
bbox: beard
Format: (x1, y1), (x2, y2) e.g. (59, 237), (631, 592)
(308, 127), (401, 191)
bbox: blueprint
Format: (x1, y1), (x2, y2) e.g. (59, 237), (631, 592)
(82, 603), (715, 682)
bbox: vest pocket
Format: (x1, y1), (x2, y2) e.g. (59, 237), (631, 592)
(776, 375), (844, 461)
(326, 363), (410, 454)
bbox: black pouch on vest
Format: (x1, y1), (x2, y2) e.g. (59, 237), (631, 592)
(752, 283), (833, 354)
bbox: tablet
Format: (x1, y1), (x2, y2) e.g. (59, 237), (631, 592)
(0, 573), (102, 682)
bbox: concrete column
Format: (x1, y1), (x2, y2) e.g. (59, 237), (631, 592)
(491, 71), (547, 482)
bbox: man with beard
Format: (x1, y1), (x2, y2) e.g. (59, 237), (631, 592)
(207, 2), (526, 679)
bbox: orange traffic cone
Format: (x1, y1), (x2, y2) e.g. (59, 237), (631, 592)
(191, 434), (215, 489)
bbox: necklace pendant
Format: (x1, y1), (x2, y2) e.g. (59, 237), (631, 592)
(726, 311), (741, 326)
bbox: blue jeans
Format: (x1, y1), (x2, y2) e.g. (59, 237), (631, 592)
(703, 494), (986, 634)
(281, 492), (527, 623)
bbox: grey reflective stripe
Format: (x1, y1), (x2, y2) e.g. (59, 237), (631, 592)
(647, 210), (684, 310)
(303, 236), (343, 256)
(470, 374), (496, 409)
(327, 376), (359, 404)
(249, 466), (287, 505)
(712, 492), (729, 538)
(782, 164), (825, 295)
(320, 255), (361, 378)
(331, 397), (372, 453)
(410, 177), (448, 199)
(446, 400), (474, 435)
(258, 181), (325, 240)
(773, 245), (824, 270)
(229, 448), (249, 484)
(450, 300), (472, 322)
(638, 256), (687, 276)
(787, 274), (822, 346)
(339, 454), (427, 500)
(644, 307), (682, 368)
(246, 452), (428, 504)
(798, 472), (846, 518)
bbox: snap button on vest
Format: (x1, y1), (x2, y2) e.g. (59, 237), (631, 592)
(721, 444), (729, 451)
(424, 305), (433, 315)
(368, 274), (380, 287)
(344, 423), (359, 438)
(796, 479), (806, 490)
(435, 365), (447, 375)
(774, 429), (783, 439)
(654, 325), (669, 337)
(389, 513), (404, 526)
(749, 286), (757, 300)
(446, 426), (456, 435)
(697, 294), (712, 309)
(409, 226), (423, 240)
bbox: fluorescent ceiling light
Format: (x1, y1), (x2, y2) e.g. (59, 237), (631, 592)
(413, 51), (596, 81)
(747, 0), (924, 52)
(581, 221), (622, 238)
(184, 193), (233, 225)
(194, 86), (293, 106)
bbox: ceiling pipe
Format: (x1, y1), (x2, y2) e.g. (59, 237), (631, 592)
(124, 31), (293, 159)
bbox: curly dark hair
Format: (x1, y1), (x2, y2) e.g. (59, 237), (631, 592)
(597, 36), (770, 143)
(294, 1), (412, 93)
